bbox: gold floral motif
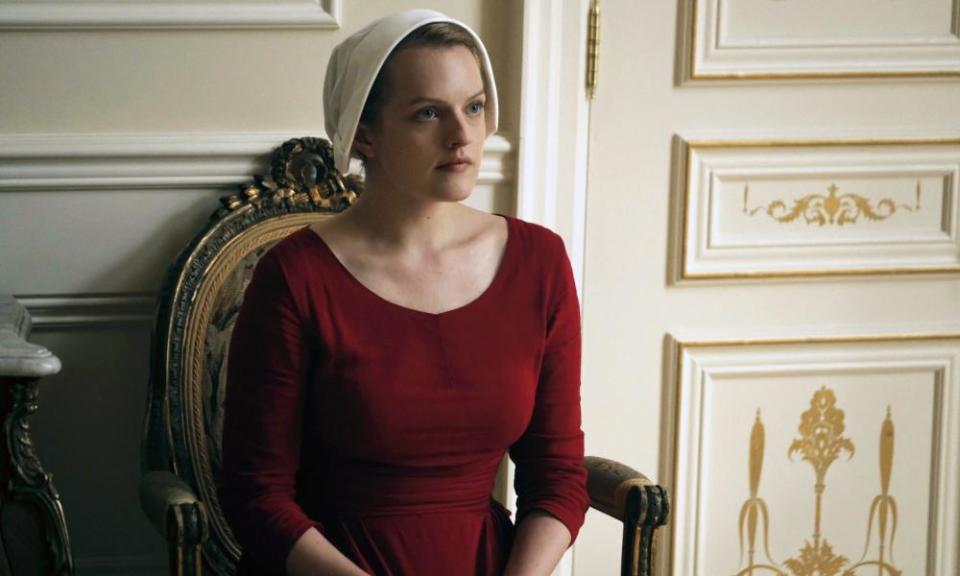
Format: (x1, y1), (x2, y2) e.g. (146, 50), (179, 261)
(732, 388), (901, 576)
(787, 387), (855, 485)
(784, 540), (847, 576)
(742, 181), (921, 226)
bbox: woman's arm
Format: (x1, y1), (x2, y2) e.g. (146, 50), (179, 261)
(220, 250), (365, 575)
(502, 511), (571, 576)
(506, 231), (591, 575)
(286, 528), (368, 576)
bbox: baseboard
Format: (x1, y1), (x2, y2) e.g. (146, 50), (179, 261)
(74, 554), (168, 576)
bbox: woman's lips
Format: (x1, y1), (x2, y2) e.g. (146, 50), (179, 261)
(436, 159), (473, 172)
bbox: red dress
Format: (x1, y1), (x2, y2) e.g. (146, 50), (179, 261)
(218, 215), (589, 576)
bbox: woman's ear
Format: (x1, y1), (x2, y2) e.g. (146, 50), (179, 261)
(353, 122), (377, 160)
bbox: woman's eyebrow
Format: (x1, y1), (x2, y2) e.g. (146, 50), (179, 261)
(404, 89), (486, 107)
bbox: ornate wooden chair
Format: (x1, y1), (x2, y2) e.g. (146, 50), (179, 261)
(139, 137), (669, 576)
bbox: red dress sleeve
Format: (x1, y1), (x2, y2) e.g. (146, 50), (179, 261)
(509, 231), (590, 544)
(218, 249), (322, 575)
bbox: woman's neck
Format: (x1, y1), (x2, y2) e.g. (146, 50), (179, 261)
(338, 182), (471, 253)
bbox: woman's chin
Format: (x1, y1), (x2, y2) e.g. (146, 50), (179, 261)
(431, 177), (478, 202)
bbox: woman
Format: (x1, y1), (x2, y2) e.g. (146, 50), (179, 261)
(219, 9), (589, 576)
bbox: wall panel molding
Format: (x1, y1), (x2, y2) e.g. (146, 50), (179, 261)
(684, 0), (960, 79)
(0, 0), (341, 30)
(664, 334), (960, 576)
(18, 295), (156, 330)
(674, 137), (960, 281)
(0, 132), (514, 192)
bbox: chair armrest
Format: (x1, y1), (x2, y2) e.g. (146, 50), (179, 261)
(584, 456), (669, 576)
(139, 470), (209, 546)
(583, 456), (668, 527)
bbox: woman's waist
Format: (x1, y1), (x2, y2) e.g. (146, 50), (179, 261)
(307, 495), (511, 521)
(298, 458), (504, 517)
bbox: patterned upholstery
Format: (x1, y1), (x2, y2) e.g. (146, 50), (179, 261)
(202, 243), (277, 480)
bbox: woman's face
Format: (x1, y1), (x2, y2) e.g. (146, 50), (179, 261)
(355, 44), (487, 203)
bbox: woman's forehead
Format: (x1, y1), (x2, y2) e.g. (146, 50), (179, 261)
(383, 45), (485, 104)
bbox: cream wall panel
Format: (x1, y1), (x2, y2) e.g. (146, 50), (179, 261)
(678, 139), (960, 279)
(1, 187), (230, 295)
(0, 0), (341, 29)
(0, 0), (520, 134)
(0, 175), (510, 296)
(669, 336), (960, 575)
(686, 0), (960, 78)
(718, 0), (953, 43)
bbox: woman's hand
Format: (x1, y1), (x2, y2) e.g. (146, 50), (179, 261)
(286, 528), (369, 576)
(502, 510), (572, 576)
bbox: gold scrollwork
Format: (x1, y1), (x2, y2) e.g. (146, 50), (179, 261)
(742, 181), (921, 226)
(732, 387), (902, 576)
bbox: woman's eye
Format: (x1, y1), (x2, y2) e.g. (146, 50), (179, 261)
(415, 107), (438, 120)
(466, 101), (485, 115)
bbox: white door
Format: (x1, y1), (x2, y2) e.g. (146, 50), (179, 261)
(575, 1), (960, 574)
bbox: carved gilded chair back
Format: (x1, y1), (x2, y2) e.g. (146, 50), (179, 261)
(142, 137), (361, 575)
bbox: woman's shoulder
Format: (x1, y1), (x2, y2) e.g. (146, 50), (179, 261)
(248, 226), (326, 285)
(267, 224), (323, 257)
(501, 214), (567, 260)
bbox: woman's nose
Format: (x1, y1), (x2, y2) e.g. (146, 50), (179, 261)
(445, 112), (473, 149)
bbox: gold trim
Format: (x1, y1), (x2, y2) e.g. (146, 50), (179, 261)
(666, 333), (960, 576)
(667, 338), (685, 576)
(175, 540), (183, 576)
(678, 138), (960, 280)
(678, 333), (960, 349)
(680, 142), (692, 286)
(687, 0), (698, 84)
(586, 0), (601, 98)
(691, 70), (960, 81)
(683, 266), (960, 280)
(686, 138), (960, 149)
(687, 0), (960, 81)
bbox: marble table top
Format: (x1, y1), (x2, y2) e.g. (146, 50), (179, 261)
(0, 295), (61, 378)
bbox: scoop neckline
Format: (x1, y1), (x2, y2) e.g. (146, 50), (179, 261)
(304, 213), (513, 318)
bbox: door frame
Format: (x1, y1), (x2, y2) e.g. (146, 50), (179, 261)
(510, 1), (592, 573)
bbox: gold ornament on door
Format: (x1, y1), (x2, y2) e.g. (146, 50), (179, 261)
(742, 182), (921, 226)
(733, 386), (900, 576)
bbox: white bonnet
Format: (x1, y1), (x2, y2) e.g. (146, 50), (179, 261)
(323, 9), (499, 174)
